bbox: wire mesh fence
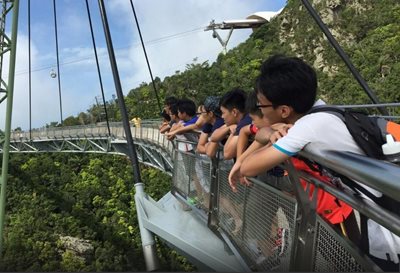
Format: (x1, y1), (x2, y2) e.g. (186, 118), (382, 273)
(169, 139), (400, 272)
(216, 162), (297, 271)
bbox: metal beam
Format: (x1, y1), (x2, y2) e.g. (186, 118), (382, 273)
(0, 0), (20, 254)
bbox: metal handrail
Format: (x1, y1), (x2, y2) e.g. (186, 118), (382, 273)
(300, 150), (400, 202)
(171, 138), (400, 271)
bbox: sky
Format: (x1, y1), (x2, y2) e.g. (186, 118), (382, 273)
(0, 0), (286, 130)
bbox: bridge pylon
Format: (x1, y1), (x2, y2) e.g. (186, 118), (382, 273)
(0, 0), (20, 253)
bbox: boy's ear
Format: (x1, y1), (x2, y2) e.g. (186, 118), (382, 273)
(279, 105), (293, 119)
(232, 108), (239, 117)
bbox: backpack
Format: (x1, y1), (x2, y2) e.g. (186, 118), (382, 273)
(308, 106), (400, 224)
(309, 106), (400, 160)
(291, 157), (353, 225)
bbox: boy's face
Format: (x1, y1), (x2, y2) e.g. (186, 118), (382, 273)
(178, 111), (186, 120)
(170, 113), (179, 121)
(164, 105), (171, 115)
(199, 106), (212, 122)
(249, 113), (269, 129)
(220, 106), (236, 126)
(256, 93), (283, 125)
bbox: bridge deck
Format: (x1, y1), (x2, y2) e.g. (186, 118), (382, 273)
(136, 191), (249, 272)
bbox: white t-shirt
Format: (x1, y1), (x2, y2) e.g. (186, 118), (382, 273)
(273, 100), (400, 263)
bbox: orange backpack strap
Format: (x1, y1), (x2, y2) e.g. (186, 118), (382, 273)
(387, 121), (400, 141)
(291, 157), (353, 224)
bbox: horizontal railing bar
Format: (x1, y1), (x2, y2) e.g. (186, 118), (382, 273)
(336, 102), (400, 108)
(299, 172), (400, 236)
(300, 150), (400, 202)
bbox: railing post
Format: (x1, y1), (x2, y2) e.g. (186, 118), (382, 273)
(208, 156), (221, 229)
(284, 160), (318, 271)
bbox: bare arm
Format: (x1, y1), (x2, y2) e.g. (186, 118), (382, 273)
(255, 126), (275, 145)
(236, 124), (251, 159)
(166, 116), (207, 141)
(222, 124), (239, 160)
(223, 134), (238, 160)
(159, 124), (171, 134)
(228, 137), (267, 192)
(168, 116), (206, 135)
(196, 132), (209, 154)
(228, 127), (272, 191)
(228, 124), (292, 191)
(209, 124), (230, 142)
(241, 145), (289, 177)
(205, 140), (220, 158)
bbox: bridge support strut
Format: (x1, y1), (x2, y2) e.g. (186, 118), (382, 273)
(135, 183), (160, 271)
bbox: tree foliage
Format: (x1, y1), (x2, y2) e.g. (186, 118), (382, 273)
(1, 153), (194, 271)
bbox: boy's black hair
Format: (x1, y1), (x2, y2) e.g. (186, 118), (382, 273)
(164, 96), (178, 107)
(177, 98), (196, 117)
(169, 103), (178, 116)
(246, 91), (263, 118)
(160, 110), (171, 121)
(220, 88), (247, 113)
(256, 55), (317, 114)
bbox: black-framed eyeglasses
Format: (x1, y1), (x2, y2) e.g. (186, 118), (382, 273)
(196, 111), (208, 115)
(256, 103), (273, 108)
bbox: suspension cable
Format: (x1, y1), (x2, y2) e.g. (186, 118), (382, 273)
(84, 0), (111, 136)
(53, 0), (63, 125)
(129, 0), (162, 113)
(28, 0), (31, 140)
(97, 0), (142, 185)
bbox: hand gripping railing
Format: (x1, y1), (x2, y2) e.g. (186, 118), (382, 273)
(171, 138), (400, 272)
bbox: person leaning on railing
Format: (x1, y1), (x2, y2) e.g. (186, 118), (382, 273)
(160, 103), (180, 134)
(158, 109), (171, 131)
(194, 97), (225, 207)
(196, 96), (225, 158)
(165, 98), (199, 147)
(230, 54), (399, 272)
(217, 88), (252, 161)
(165, 104), (207, 140)
(236, 91), (290, 191)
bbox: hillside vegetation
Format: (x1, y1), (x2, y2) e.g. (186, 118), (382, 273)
(1, 153), (193, 271)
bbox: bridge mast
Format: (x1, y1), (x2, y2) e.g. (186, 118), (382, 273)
(0, 0), (20, 253)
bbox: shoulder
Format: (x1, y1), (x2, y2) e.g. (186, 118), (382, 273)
(295, 112), (343, 128)
(184, 116), (198, 126)
(239, 114), (252, 125)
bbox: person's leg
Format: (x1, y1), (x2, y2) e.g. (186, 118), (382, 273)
(219, 196), (243, 235)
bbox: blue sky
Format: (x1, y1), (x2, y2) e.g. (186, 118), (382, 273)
(1, 0), (286, 130)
